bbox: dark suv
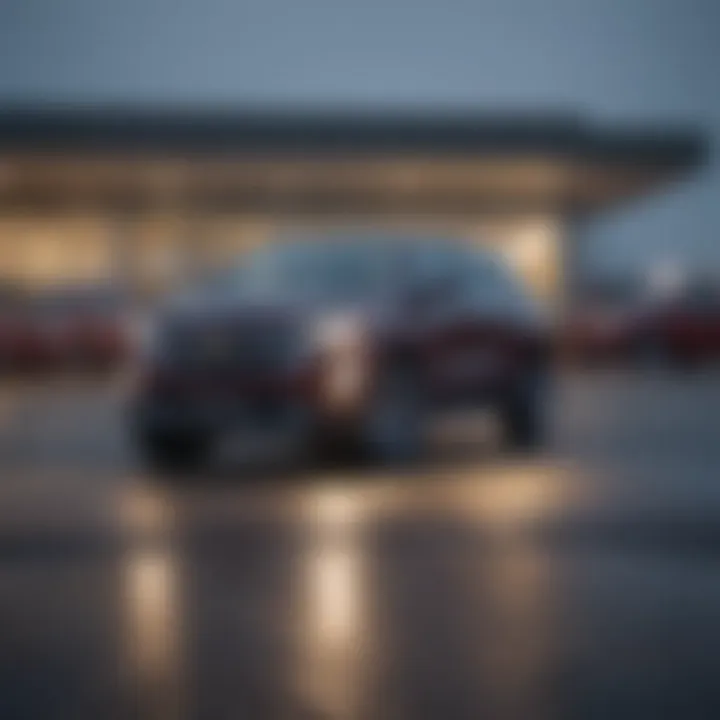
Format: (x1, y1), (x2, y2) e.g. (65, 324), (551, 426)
(129, 235), (550, 472)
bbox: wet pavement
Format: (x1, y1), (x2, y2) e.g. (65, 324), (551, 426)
(1, 371), (720, 719)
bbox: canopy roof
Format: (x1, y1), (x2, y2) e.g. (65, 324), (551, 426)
(0, 106), (706, 215)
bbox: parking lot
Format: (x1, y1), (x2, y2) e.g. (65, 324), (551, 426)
(1, 370), (720, 719)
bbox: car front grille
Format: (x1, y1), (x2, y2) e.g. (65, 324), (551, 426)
(161, 319), (297, 374)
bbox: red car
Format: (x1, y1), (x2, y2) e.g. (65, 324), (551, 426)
(562, 299), (636, 365)
(564, 285), (720, 367)
(30, 287), (133, 372)
(0, 289), (65, 373)
(628, 286), (720, 366)
(129, 236), (551, 473)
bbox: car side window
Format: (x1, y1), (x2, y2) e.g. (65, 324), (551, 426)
(403, 243), (534, 320)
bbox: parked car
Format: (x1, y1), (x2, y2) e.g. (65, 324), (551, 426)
(564, 284), (720, 368)
(29, 286), (134, 372)
(59, 287), (133, 371)
(562, 298), (636, 365)
(128, 236), (551, 473)
(0, 286), (29, 372)
(0, 287), (67, 373)
(628, 285), (720, 366)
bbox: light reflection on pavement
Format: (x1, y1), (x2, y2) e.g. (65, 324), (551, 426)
(101, 454), (580, 720)
(2, 371), (720, 719)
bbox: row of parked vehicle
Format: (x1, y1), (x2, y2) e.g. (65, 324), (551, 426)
(2, 272), (718, 379)
(563, 282), (720, 368)
(0, 284), (133, 374)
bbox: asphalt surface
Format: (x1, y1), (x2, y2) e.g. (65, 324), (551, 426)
(1, 371), (720, 720)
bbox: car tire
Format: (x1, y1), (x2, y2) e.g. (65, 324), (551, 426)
(137, 429), (210, 476)
(500, 368), (547, 452)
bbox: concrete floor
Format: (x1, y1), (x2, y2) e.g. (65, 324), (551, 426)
(1, 371), (720, 720)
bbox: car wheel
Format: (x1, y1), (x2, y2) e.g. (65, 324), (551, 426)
(137, 429), (210, 476)
(359, 368), (427, 465)
(500, 368), (548, 452)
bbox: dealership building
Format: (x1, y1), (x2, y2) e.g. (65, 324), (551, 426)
(0, 107), (706, 308)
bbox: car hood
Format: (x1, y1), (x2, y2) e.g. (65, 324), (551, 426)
(160, 285), (387, 327)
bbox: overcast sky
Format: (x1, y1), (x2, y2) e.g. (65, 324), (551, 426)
(0, 0), (718, 273)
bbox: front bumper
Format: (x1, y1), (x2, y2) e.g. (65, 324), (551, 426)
(131, 391), (316, 439)
(129, 350), (372, 445)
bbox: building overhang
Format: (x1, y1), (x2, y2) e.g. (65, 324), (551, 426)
(0, 106), (707, 216)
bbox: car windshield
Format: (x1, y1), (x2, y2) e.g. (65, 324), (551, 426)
(203, 239), (394, 303)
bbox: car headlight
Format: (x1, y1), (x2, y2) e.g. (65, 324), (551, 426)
(311, 312), (370, 407)
(314, 312), (366, 352)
